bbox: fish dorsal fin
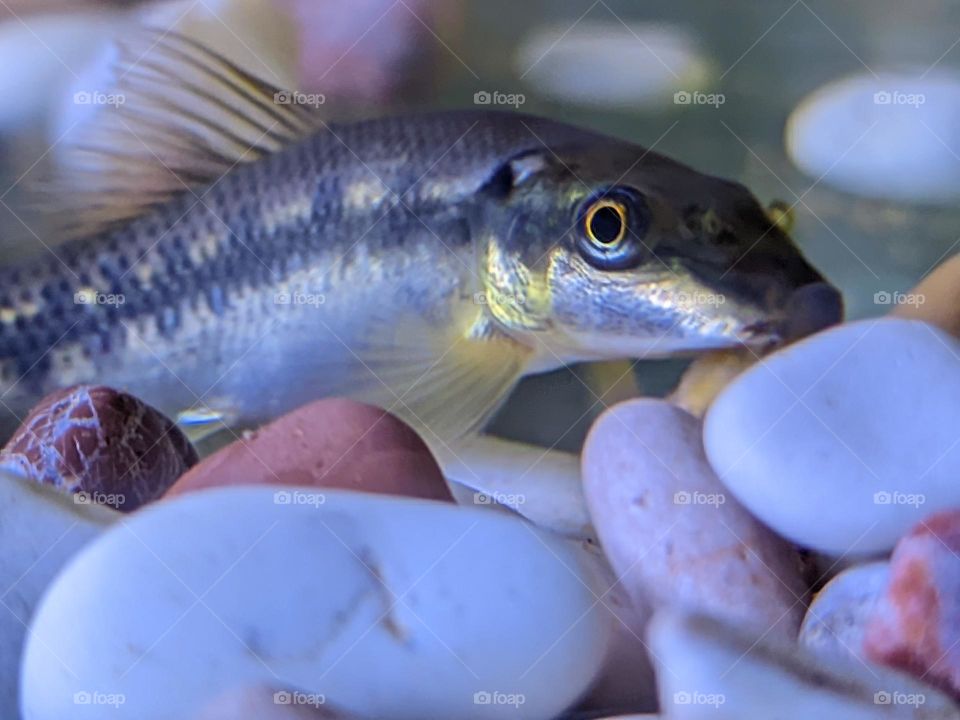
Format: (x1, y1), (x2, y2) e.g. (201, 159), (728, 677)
(51, 28), (323, 239)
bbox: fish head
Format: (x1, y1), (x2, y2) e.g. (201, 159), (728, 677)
(475, 139), (842, 364)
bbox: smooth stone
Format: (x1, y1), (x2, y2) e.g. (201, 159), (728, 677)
(574, 544), (658, 716)
(516, 21), (710, 108)
(192, 685), (349, 719)
(0, 13), (124, 131)
(583, 399), (805, 643)
(439, 435), (593, 539)
(56, 0), (300, 143)
(278, 0), (460, 103)
(704, 318), (960, 556)
(0, 472), (115, 717)
(166, 399), (452, 502)
(800, 561), (889, 662)
(22, 487), (611, 720)
(893, 254), (960, 337)
(786, 71), (960, 203)
(1, 385), (198, 511)
(668, 348), (757, 417)
(865, 510), (960, 696)
(648, 610), (960, 719)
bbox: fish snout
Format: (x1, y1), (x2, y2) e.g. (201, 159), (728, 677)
(781, 281), (844, 341)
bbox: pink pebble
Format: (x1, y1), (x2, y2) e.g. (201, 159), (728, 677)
(583, 399), (806, 643)
(864, 509), (960, 696)
(166, 398), (452, 502)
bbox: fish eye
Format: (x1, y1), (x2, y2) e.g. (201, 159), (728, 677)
(575, 187), (651, 270)
(584, 200), (627, 245)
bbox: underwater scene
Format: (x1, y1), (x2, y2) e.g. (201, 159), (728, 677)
(0, 0), (957, 718)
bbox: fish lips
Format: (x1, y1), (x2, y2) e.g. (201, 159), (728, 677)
(742, 281), (844, 346)
(782, 280), (845, 340)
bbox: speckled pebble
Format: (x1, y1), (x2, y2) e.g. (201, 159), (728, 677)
(800, 562), (889, 662)
(865, 509), (960, 697)
(1, 385), (198, 511)
(583, 399), (806, 643)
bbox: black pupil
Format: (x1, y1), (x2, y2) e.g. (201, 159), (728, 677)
(590, 205), (624, 244)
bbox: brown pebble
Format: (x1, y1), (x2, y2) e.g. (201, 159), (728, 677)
(0, 385), (198, 511)
(166, 398), (452, 502)
(892, 253), (960, 336)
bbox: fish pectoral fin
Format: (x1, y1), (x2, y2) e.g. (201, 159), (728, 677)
(175, 405), (235, 444)
(336, 313), (532, 449)
(45, 29), (322, 240)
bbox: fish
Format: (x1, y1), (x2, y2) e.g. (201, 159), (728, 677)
(0, 32), (842, 449)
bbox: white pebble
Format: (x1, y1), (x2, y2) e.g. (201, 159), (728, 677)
(704, 318), (960, 555)
(0, 472), (115, 717)
(800, 562), (889, 662)
(648, 610), (960, 719)
(786, 71), (960, 203)
(516, 21), (710, 108)
(21, 487), (610, 720)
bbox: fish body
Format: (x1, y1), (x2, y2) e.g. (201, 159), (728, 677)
(0, 36), (841, 443)
(0, 113), (548, 435)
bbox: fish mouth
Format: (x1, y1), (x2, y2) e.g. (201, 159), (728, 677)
(739, 319), (785, 348)
(741, 281), (844, 349)
(781, 281), (844, 340)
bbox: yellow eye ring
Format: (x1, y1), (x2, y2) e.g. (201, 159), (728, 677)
(584, 199), (628, 246)
(575, 186), (650, 270)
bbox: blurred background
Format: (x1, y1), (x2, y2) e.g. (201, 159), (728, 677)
(0, 0), (954, 450)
